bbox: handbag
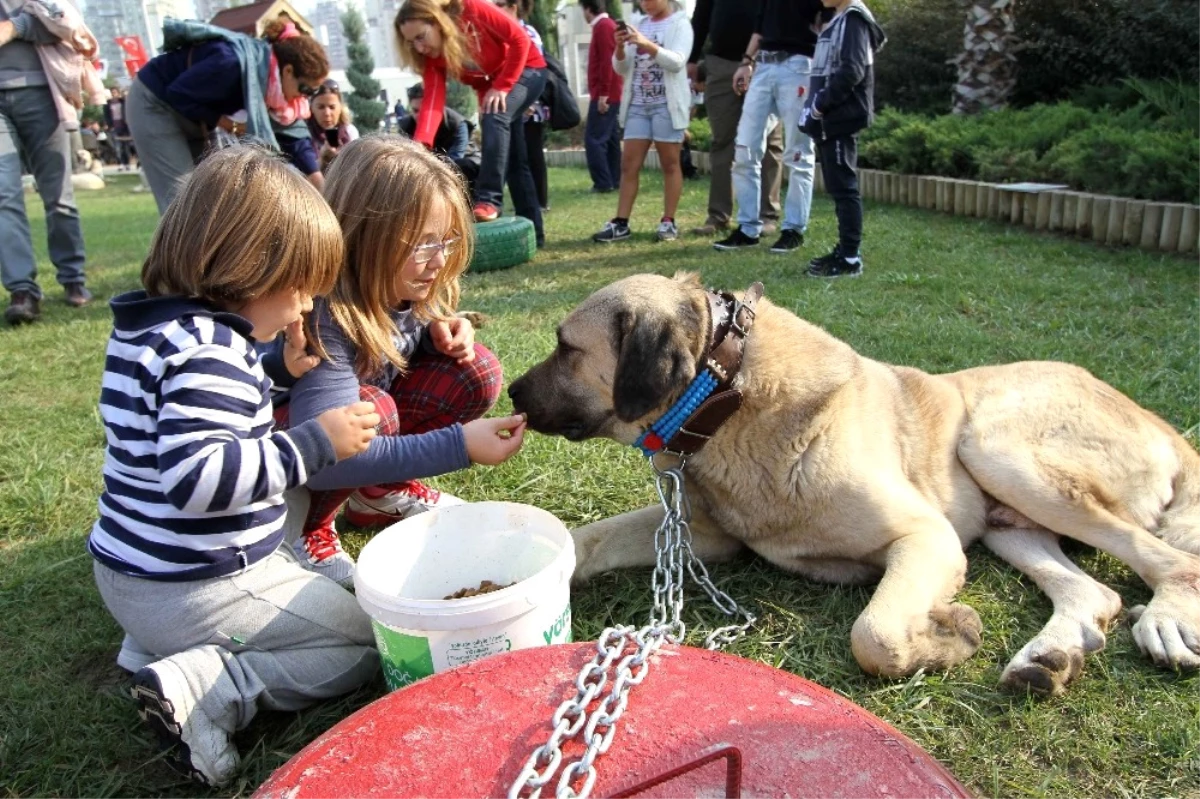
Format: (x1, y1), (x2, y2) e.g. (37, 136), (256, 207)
(540, 51), (581, 131)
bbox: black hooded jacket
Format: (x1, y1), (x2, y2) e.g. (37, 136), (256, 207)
(800, 1), (886, 140)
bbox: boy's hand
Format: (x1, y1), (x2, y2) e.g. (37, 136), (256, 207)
(429, 317), (476, 365)
(317, 401), (380, 460)
(282, 319), (319, 378)
(463, 414), (527, 466)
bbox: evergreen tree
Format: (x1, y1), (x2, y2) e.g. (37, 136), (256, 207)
(446, 79), (478, 119)
(341, 5), (386, 131)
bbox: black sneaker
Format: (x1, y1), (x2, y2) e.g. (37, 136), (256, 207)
(806, 250), (864, 278)
(4, 291), (40, 325)
(593, 220), (631, 243)
(769, 229), (804, 253)
(713, 228), (760, 251)
(807, 245), (842, 269)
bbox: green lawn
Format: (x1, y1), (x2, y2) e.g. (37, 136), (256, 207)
(1, 169), (1197, 798)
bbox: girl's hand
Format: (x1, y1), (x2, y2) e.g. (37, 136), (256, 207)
(463, 414), (527, 465)
(316, 401), (380, 460)
(482, 88), (508, 114)
(429, 317), (476, 365)
(282, 319), (319, 378)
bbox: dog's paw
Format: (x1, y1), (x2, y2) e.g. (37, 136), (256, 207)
(1128, 576), (1200, 671)
(853, 602), (982, 677)
(928, 602), (983, 660)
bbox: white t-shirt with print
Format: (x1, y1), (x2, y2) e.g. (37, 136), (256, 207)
(630, 15), (673, 107)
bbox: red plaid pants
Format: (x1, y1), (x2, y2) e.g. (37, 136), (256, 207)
(275, 343), (502, 534)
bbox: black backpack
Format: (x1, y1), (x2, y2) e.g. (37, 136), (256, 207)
(540, 51), (581, 131)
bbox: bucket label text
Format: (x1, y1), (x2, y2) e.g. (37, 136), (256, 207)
(543, 603), (573, 645)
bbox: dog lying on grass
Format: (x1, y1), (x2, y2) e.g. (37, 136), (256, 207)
(508, 272), (1200, 696)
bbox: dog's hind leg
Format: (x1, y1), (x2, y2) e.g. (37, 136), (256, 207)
(571, 503), (744, 584)
(983, 524), (1122, 696)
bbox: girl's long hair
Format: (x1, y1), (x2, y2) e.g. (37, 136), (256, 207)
(395, 0), (469, 78)
(317, 135), (474, 379)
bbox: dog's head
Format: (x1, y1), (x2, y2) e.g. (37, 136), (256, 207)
(509, 273), (711, 444)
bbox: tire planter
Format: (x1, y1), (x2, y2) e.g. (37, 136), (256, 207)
(470, 216), (536, 273)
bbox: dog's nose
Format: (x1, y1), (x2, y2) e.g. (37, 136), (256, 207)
(507, 379), (527, 412)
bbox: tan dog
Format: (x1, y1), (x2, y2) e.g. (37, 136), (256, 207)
(508, 273), (1200, 696)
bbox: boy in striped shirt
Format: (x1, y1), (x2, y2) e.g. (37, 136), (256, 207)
(88, 147), (381, 787)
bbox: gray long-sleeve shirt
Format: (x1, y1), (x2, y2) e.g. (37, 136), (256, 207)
(0, 0), (57, 89)
(282, 299), (470, 491)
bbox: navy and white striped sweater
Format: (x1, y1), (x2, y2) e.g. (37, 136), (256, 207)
(87, 291), (336, 581)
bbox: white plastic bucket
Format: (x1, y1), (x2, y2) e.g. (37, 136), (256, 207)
(354, 501), (576, 690)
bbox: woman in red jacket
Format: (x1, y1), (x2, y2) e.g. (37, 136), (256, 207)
(395, 0), (547, 246)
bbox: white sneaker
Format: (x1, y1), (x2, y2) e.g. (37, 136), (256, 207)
(292, 524), (356, 588)
(344, 481), (464, 528)
(131, 659), (239, 787)
(655, 218), (679, 241)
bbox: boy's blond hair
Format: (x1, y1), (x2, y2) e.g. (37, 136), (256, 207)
(319, 134), (474, 379)
(395, 0), (469, 79)
(142, 146), (343, 305)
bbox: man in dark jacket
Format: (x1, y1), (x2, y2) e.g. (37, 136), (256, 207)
(399, 83), (479, 194)
(800, 0), (885, 278)
(687, 0), (782, 236)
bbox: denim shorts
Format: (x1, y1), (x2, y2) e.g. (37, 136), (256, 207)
(623, 103), (685, 143)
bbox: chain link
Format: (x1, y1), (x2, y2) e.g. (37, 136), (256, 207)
(508, 465), (756, 799)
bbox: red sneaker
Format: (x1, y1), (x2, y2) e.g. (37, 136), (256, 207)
(292, 525), (355, 587)
(472, 202), (500, 223)
(344, 481), (465, 528)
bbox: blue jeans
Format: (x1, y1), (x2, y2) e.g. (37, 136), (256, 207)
(476, 68), (547, 245)
(0, 86), (87, 298)
(732, 55), (816, 238)
(584, 98), (621, 191)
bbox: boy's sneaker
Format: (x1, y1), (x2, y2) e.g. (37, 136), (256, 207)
(712, 228), (760, 251)
(806, 249), (864, 278)
(593, 219), (631, 243)
(655, 218), (679, 241)
(769, 228), (804, 253)
(293, 524), (356, 588)
(131, 660), (239, 787)
(472, 202), (500, 223)
(344, 481), (465, 528)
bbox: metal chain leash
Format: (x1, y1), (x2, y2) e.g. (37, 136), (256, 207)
(508, 464), (757, 799)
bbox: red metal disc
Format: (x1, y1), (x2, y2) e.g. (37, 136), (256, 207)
(255, 643), (971, 799)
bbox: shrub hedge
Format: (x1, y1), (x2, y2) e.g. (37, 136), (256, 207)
(859, 84), (1199, 203)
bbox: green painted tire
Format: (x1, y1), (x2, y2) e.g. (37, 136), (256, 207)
(470, 216), (536, 273)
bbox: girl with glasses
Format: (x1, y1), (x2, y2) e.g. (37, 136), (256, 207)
(127, 16), (331, 213)
(394, 0), (548, 248)
(276, 136), (528, 586)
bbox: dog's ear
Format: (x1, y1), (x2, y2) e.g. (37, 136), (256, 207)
(612, 307), (697, 422)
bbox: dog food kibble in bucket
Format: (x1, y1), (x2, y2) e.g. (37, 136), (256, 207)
(444, 580), (514, 600)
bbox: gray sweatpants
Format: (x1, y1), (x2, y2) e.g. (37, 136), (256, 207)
(93, 545), (378, 735)
(124, 78), (207, 215)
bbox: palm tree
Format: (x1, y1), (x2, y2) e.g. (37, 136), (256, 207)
(951, 0), (1016, 113)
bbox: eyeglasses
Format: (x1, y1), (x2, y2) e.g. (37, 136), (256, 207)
(411, 236), (459, 264)
(316, 79), (340, 96)
(297, 82), (320, 98)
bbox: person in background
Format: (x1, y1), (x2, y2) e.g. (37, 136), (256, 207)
(104, 86), (133, 170)
(494, 0), (548, 213)
(0, 0), (95, 324)
(398, 81), (479, 193)
(89, 146), (381, 788)
(395, 0), (547, 246)
(591, 0), (692, 243)
(127, 16), (331, 214)
(800, 0), (885, 277)
(712, 0), (824, 255)
(687, 0), (782, 237)
(281, 136), (527, 586)
(305, 78), (358, 172)
(578, 0), (621, 195)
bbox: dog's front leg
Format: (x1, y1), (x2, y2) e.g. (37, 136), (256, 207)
(851, 520), (982, 677)
(571, 503), (744, 584)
